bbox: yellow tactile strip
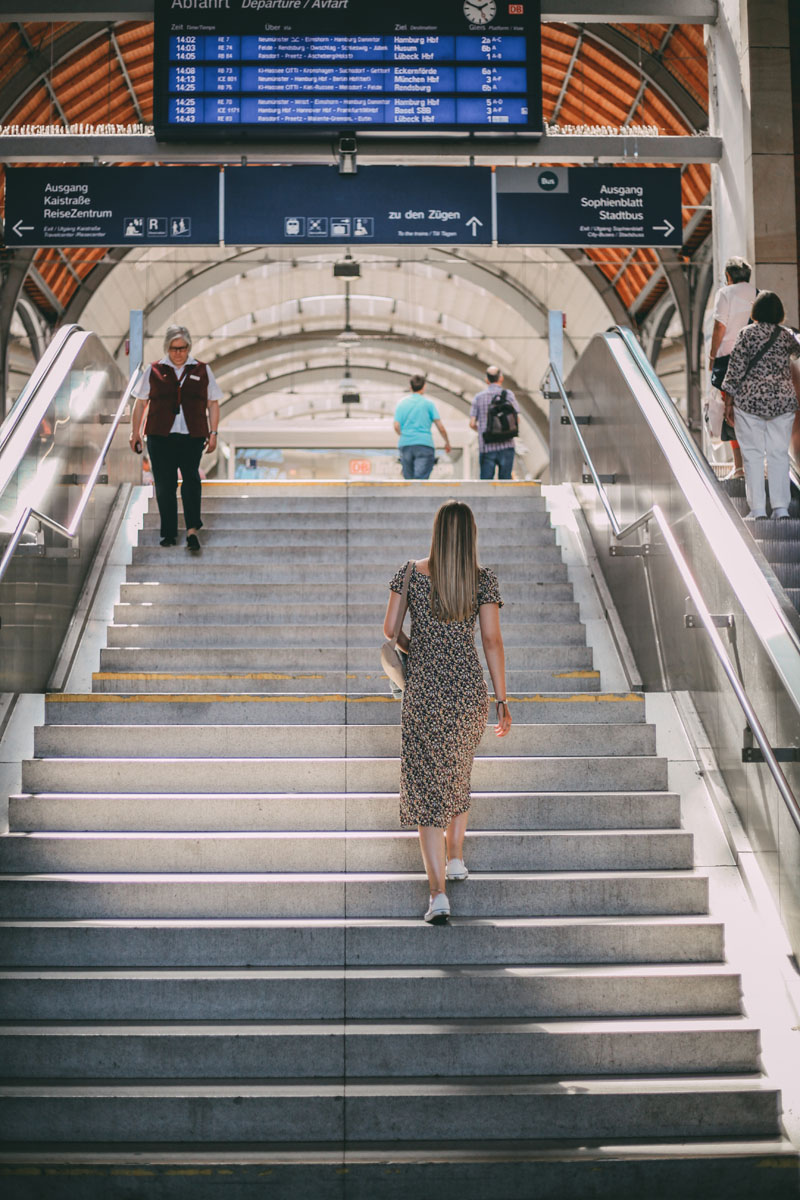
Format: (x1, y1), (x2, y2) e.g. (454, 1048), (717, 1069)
(60, 691), (642, 705)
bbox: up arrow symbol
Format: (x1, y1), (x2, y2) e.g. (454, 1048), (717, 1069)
(465, 216), (483, 238)
(653, 218), (675, 239)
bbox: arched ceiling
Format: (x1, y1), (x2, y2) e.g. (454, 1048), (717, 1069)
(74, 240), (611, 452)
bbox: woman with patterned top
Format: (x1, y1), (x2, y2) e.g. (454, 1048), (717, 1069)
(384, 501), (512, 925)
(722, 291), (800, 520)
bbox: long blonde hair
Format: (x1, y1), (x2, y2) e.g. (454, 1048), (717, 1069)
(428, 501), (479, 622)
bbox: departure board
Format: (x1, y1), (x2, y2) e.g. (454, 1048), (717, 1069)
(154, 0), (542, 139)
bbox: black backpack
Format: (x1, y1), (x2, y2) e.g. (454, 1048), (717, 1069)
(483, 389), (519, 444)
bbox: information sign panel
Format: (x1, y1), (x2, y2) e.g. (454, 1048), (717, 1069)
(224, 166), (493, 245)
(154, 0), (542, 139)
(496, 166), (683, 247)
(4, 166), (220, 247)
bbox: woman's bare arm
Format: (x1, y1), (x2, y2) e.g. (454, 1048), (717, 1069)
(478, 602), (511, 736)
(383, 590), (410, 651)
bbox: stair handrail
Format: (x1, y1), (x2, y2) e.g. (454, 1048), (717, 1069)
(0, 362), (142, 589)
(550, 357), (800, 839)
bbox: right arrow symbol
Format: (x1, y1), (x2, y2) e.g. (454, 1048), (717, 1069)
(653, 218), (675, 238)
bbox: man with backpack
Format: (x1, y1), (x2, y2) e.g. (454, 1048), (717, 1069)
(470, 366), (521, 480)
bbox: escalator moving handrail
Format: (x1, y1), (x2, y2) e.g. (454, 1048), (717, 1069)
(552, 358), (800, 839)
(0, 362), (142, 589)
(610, 324), (800, 654)
(0, 325), (87, 460)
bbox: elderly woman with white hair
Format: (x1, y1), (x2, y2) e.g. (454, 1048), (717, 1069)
(130, 325), (222, 551)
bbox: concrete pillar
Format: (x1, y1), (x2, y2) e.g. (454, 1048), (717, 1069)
(708, 0), (799, 325)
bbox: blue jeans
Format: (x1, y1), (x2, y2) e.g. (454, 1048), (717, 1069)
(400, 444), (435, 479)
(480, 447), (515, 480)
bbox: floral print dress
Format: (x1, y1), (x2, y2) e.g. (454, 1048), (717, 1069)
(389, 561), (503, 828)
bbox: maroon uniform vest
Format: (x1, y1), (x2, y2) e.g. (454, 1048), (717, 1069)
(144, 362), (210, 438)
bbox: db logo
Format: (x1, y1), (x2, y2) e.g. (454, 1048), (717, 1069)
(350, 459), (372, 475)
(509, 4), (524, 12)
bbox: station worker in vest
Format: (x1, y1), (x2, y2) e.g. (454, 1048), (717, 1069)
(394, 374), (451, 480)
(470, 365), (521, 480)
(130, 325), (222, 551)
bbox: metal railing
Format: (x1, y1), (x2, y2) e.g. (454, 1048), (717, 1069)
(0, 364), (142, 589)
(550, 356), (800, 838)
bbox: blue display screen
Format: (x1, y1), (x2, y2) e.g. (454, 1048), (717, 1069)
(155, 0), (542, 139)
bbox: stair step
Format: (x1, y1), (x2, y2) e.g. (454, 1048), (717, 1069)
(33, 722), (656, 760)
(0, 915), (726, 967)
(97, 645), (595, 671)
(136, 527), (558, 548)
(0, 1076), (780, 1142)
(90, 668), (602, 694)
(111, 601), (581, 626)
(118, 580), (577, 604)
(21, 754), (667, 795)
(0, 871), (708, 920)
(0, 1140), (795, 1199)
(773, 562), (800, 588)
(131, 544), (565, 565)
(43, 692), (646, 727)
(179, 484), (544, 504)
(0, 964), (742, 1020)
(104, 621), (588, 648)
(0, 830), (693, 874)
(141, 510), (554, 530)
(0, 1017), (762, 1080)
(10, 790), (679, 833)
(124, 561), (570, 584)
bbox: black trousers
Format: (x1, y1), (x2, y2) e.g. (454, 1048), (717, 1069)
(147, 433), (205, 539)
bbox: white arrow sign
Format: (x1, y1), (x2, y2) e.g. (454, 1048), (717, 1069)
(653, 218), (675, 238)
(466, 215), (483, 237)
(12, 219), (34, 237)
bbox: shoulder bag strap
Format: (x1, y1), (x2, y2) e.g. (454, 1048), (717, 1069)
(389, 560), (414, 650)
(741, 325), (782, 382)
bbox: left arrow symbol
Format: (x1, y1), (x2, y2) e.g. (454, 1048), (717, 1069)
(12, 220), (34, 237)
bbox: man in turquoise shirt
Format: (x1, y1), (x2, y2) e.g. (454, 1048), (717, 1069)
(394, 374), (451, 480)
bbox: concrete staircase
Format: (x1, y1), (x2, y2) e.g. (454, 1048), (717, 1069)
(0, 481), (790, 1196)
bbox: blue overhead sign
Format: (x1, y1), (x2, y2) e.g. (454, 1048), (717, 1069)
(3, 166), (221, 247)
(224, 166), (493, 245)
(496, 166), (683, 247)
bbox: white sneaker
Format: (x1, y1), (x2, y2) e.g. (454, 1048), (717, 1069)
(772, 508), (791, 520)
(424, 893), (450, 924)
(744, 511), (767, 521)
(445, 858), (469, 881)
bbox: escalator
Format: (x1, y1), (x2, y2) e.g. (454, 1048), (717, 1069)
(0, 325), (140, 693)
(720, 473), (800, 614)
(551, 324), (800, 971)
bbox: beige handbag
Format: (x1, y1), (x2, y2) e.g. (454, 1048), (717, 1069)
(381, 560), (414, 692)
